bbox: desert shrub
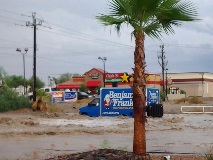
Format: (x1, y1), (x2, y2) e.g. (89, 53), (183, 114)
(99, 139), (111, 149)
(175, 98), (187, 104)
(36, 88), (47, 97)
(188, 97), (203, 104)
(47, 105), (58, 113)
(205, 154), (213, 160)
(0, 88), (31, 112)
(36, 89), (51, 103)
(202, 144), (213, 160)
(175, 97), (203, 104)
(180, 89), (186, 94)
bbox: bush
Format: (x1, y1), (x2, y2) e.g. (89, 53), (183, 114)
(205, 153), (213, 160)
(202, 144), (213, 160)
(175, 97), (203, 104)
(188, 97), (203, 104)
(36, 89), (51, 103)
(175, 98), (187, 104)
(160, 90), (166, 102)
(0, 88), (31, 112)
(180, 90), (186, 94)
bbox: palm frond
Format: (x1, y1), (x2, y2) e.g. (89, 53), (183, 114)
(174, 0), (199, 21)
(109, 0), (132, 16)
(144, 21), (163, 40)
(96, 15), (124, 26)
(96, 0), (199, 38)
(154, 0), (199, 35)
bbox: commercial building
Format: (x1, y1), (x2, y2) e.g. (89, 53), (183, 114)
(56, 68), (213, 98)
(56, 68), (162, 94)
(167, 72), (213, 97)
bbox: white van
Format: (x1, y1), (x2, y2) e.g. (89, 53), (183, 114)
(39, 87), (57, 93)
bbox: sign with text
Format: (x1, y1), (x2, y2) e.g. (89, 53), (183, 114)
(51, 91), (64, 103)
(64, 91), (77, 102)
(146, 88), (159, 106)
(89, 72), (99, 79)
(105, 73), (133, 83)
(100, 88), (133, 116)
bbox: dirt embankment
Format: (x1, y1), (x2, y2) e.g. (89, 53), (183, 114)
(0, 98), (212, 160)
(0, 98), (211, 137)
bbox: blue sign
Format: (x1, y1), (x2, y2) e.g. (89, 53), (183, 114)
(100, 88), (133, 116)
(64, 91), (77, 102)
(146, 88), (159, 105)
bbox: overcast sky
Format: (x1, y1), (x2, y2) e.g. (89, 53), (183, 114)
(0, 0), (212, 84)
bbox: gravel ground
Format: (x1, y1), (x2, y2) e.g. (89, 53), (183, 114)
(45, 149), (206, 160)
(0, 98), (212, 160)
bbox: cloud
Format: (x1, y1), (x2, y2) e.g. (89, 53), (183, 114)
(0, 0), (212, 85)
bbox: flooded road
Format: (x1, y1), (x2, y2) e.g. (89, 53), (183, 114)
(0, 114), (212, 160)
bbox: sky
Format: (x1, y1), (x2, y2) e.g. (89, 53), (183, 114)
(0, 0), (212, 85)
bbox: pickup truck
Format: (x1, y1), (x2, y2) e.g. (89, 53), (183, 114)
(27, 87), (57, 100)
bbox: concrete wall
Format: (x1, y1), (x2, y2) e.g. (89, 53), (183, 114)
(167, 72), (213, 97)
(167, 94), (186, 100)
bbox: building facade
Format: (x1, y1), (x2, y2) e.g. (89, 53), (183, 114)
(56, 69), (213, 98)
(56, 68), (162, 93)
(168, 72), (213, 97)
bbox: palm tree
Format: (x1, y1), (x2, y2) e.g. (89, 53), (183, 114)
(96, 0), (198, 155)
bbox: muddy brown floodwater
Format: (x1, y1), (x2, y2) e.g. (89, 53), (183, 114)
(0, 102), (212, 160)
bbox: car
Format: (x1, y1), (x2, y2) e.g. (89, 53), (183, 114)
(77, 92), (89, 100)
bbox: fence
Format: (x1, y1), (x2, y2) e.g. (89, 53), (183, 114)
(181, 106), (213, 114)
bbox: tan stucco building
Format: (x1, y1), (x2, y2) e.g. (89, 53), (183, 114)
(168, 72), (213, 97)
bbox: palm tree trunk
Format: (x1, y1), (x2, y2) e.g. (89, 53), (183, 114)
(133, 31), (146, 155)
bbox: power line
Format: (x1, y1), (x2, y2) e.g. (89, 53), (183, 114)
(164, 43), (213, 49)
(1, 8), (212, 51)
(0, 8), (133, 49)
(38, 28), (134, 48)
(42, 20), (134, 48)
(0, 7), (134, 48)
(0, 8), (31, 17)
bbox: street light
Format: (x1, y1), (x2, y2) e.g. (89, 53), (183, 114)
(165, 68), (168, 100)
(16, 48), (28, 95)
(98, 57), (107, 87)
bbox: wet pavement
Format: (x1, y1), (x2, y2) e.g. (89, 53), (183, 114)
(0, 114), (212, 160)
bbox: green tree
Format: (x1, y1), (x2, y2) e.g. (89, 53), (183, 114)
(0, 67), (7, 79)
(57, 73), (72, 84)
(0, 67), (8, 88)
(28, 76), (45, 91)
(97, 0), (198, 155)
(79, 83), (87, 92)
(5, 75), (24, 88)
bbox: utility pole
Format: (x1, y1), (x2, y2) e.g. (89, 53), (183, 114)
(158, 44), (168, 101)
(98, 57), (107, 87)
(165, 68), (168, 100)
(26, 12), (42, 101)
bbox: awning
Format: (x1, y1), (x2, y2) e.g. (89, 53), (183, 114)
(159, 80), (172, 85)
(56, 85), (80, 89)
(86, 80), (101, 87)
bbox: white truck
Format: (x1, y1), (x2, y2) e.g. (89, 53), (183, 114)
(27, 87), (57, 100)
(79, 87), (162, 117)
